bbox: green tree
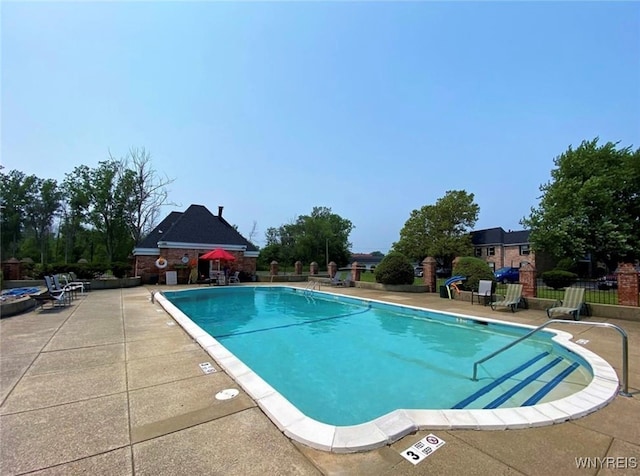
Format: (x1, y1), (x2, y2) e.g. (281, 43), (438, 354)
(0, 169), (30, 259)
(259, 207), (354, 270)
(522, 138), (640, 270)
(393, 190), (479, 267)
(64, 161), (132, 263)
(24, 177), (63, 264)
(290, 207), (354, 268)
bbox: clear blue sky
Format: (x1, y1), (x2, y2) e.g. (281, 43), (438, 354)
(2, 2), (639, 253)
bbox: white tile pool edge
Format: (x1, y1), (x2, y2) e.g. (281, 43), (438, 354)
(154, 289), (620, 453)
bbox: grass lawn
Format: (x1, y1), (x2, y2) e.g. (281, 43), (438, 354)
(357, 271), (425, 286)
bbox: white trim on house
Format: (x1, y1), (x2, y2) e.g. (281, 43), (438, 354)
(157, 241), (249, 251)
(133, 248), (161, 256)
(244, 251), (259, 258)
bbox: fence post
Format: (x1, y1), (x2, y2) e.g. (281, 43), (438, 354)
(270, 261), (279, 276)
(422, 257), (437, 293)
(309, 262), (318, 275)
(328, 261), (337, 278)
(519, 262), (537, 298)
(351, 261), (361, 283)
(617, 263), (639, 307)
(294, 261), (302, 275)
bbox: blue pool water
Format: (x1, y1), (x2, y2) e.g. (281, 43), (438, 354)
(164, 287), (592, 426)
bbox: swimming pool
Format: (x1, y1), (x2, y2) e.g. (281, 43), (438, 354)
(157, 286), (619, 452)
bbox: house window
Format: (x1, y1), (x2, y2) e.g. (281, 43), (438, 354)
(474, 248), (482, 257)
(488, 262), (495, 272)
(487, 247), (495, 256)
(519, 245), (530, 255)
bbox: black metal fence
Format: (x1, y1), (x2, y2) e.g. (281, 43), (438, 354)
(535, 279), (618, 305)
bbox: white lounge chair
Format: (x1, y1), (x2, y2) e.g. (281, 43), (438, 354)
(547, 287), (586, 321)
(490, 283), (523, 312)
(336, 273), (352, 287)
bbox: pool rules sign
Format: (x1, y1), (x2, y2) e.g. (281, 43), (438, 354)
(401, 434), (446, 465)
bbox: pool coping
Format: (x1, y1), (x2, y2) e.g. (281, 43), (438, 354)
(154, 287), (620, 453)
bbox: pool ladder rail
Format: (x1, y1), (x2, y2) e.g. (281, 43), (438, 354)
(472, 319), (631, 397)
(303, 280), (321, 295)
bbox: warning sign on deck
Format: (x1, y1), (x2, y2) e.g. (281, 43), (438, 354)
(400, 433), (446, 465)
(199, 362), (217, 374)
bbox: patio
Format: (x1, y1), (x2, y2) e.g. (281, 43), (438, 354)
(1, 285), (638, 475)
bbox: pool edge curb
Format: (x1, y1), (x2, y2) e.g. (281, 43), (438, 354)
(153, 287), (621, 453)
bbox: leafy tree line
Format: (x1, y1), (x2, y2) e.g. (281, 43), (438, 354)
(522, 138), (640, 273)
(393, 190), (480, 269)
(257, 206), (354, 271)
(0, 148), (173, 268)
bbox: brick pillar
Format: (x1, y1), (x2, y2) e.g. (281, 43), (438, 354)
(270, 261), (279, 276)
(294, 261), (302, 275)
(309, 262), (318, 275)
(351, 261), (361, 283)
(422, 257), (437, 293)
(3, 258), (21, 280)
(617, 263), (639, 307)
(519, 262), (536, 298)
(328, 261), (337, 278)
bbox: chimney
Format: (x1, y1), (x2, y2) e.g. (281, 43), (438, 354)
(218, 206), (224, 217)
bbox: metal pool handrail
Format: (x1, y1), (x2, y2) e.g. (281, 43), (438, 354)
(472, 319), (630, 397)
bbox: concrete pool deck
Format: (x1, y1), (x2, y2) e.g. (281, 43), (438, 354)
(1, 284), (638, 475)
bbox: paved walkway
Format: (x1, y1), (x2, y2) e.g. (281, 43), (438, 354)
(1, 285), (638, 475)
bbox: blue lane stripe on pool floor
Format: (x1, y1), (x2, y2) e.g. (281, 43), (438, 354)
(483, 356), (563, 409)
(452, 352), (550, 409)
(522, 362), (580, 406)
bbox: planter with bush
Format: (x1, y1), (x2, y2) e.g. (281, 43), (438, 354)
(452, 256), (495, 292)
(541, 270), (577, 290)
(374, 252), (414, 285)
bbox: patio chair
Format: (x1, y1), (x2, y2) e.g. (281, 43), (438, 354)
(329, 272), (345, 286)
(216, 272), (226, 286)
(472, 279), (494, 306)
(29, 276), (70, 309)
(228, 271), (240, 284)
(53, 274), (81, 300)
(69, 271), (92, 292)
(490, 283), (523, 312)
(336, 273), (352, 287)
(62, 273), (87, 294)
(547, 287), (586, 321)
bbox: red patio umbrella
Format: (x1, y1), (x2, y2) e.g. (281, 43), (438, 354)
(200, 248), (236, 273)
(200, 248), (236, 261)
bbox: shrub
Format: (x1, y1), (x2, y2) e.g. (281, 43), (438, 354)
(556, 258), (578, 273)
(374, 252), (414, 285)
(541, 270), (577, 290)
(452, 256), (495, 292)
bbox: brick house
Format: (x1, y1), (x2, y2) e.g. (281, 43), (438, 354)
(471, 227), (543, 272)
(132, 204), (259, 284)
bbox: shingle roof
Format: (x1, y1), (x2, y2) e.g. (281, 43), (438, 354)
(137, 204), (258, 251)
(471, 228), (530, 246)
(471, 227), (505, 245)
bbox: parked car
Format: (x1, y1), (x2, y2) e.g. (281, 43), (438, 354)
(597, 274), (618, 290)
(414, 266), (424, 277)
(494, 266), (519, 283)
(436, 267), (452, 278)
